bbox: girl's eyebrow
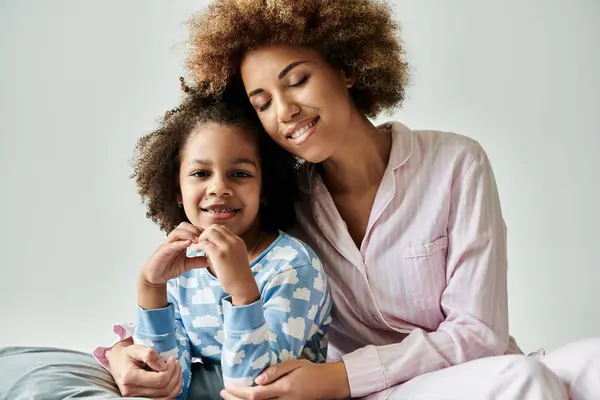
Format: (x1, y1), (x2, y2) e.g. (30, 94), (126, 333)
(187, 158), (257, 167)
(232, 158), (258, 168)
(187, 159), (211, 166)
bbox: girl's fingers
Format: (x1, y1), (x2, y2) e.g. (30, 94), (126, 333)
(165, 230), (197, 244)
(198, 227), (230, 252)
(166, 222), (202, 243)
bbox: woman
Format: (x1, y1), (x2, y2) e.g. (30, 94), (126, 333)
(104, 1), (600, 399)
(1, 1), (597, 399)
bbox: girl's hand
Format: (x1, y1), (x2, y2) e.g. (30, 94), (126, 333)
(140, 222), (208, 286)
(220, 360), (350, 400)
(195, 224), (260, 305)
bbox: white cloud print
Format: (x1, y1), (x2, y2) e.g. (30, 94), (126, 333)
(192, 288), (216, 304)
(159, 347), (179, 360)
(200, 346), (221, 357)
(166, 283), (178, 302)
(223, 376), (253, 387)
(252, 263), (263, 273)
(281, 263), (293, 271)
(178, 276), (198, 289)
(240, 324), (269, 345)
(251, 352), (270, 370)
(188, 331), (201, 346)
(258, 268), (278, 285)
(306, 304), (318, 321)
(282, 317), (306, 341)
(264, 296), (291, 313)
(311, 257), (323, 271)
(192, 315), (220, 328)
(223, 348), (245, 367)
(268, 330), (278, 342)
(279, 349), (297, 362)
(266, 246), (298, 262)
(180, 306), (190, 316)
(214, 330), (225, 344)
(269, 269), (299, 288)
(180, 351), (190, 372)
(313, 274), (325, 292)
(293, 287), (311, 301)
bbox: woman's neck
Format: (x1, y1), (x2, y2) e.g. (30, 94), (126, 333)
(320, 114), (392, 194)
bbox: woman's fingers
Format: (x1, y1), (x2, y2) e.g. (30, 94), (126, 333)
(222, 383), (283, 400)
(163, 364), (183, 400)
(219, 389), (249, 400)
(125, 344), (166, 371)
(119, 356), (180, 395)
(255, 360), (303, 385)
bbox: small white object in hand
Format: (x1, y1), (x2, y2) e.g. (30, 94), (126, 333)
(186, 245), (206, 258)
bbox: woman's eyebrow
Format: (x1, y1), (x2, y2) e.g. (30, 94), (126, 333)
(278, 60), (307, 79)
(247, 60), (308, 97)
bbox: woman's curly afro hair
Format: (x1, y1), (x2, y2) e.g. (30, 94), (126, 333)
(186, 0), (409, 117)
(131, 80), (299, 234)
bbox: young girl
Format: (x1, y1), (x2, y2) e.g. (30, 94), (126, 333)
(128, 81), (331, 399)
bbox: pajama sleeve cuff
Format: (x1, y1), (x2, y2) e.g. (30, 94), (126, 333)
(342, 344), (387, 397)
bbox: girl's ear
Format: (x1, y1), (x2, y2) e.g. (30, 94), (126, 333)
(340, 69), (356, 88)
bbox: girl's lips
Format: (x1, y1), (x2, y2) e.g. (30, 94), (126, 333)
(201, 207), (241, 221)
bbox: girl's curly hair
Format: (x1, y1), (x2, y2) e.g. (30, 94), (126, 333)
(186, 0), (409, 117)
(131, 80), (299, 234)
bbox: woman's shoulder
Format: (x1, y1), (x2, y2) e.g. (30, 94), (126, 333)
(386, 121), (489, 166)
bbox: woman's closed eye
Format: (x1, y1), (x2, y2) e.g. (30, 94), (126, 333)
(289, 75), (309, 88)
(256, 76), (309, 112)
(258, 100), (272, 112)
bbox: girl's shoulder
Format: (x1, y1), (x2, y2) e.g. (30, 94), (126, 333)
(253, 231), (321, 273)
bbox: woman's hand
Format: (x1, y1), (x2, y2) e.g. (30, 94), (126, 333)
(140, 222), (207, 286)
(195, 224), (260, 306)
(220, 360), (350, 400)
(109, 339), (183, 399)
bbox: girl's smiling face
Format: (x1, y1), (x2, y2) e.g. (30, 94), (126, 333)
(178, 123), (262, 236)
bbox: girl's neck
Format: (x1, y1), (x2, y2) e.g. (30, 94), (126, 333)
(240, 223), (262, 257)
(320, 113), (392, 194)
(240, 223), (276, 262)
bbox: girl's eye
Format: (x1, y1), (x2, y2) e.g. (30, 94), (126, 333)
(191, 171), (210, 178)
(231, 171), (252, 178)
(290, 75), (309, 88)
